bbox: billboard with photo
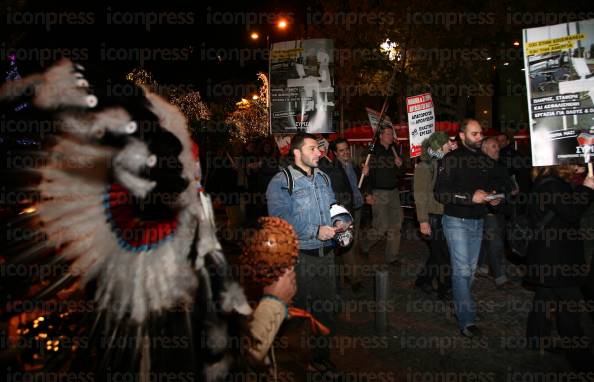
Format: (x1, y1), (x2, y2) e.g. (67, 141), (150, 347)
(270, 39), (335, 134)
(523, 19), (594, 166)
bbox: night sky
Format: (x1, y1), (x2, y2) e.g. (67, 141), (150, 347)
(3, 0), (594, 109)
(1, 0), (307, 100)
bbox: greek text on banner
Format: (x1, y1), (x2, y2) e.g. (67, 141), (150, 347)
(525, 33), (585, 55)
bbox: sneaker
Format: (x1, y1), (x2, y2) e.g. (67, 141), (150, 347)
(460, 325), (482, 338)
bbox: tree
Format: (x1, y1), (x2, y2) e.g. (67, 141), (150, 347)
(126, 67), (211, 138)
(305, 0), (516, 123)
(170, 91), (212, 137)
(224, 73), (269, 143)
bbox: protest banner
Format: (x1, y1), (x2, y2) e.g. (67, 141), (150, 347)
(269, 39), (335, 134)
(523, 19), (594, 166)
(406, 93), (435, 158)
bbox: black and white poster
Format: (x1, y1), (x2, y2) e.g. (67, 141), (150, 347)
(269, 39), (335, 134)
(523, 19), (594, 166)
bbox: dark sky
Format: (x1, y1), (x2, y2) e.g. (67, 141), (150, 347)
(6, 0), (593, 105)
(1, 0), (309, 101)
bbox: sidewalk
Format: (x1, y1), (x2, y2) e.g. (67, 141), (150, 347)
(329, 224), (592, 381)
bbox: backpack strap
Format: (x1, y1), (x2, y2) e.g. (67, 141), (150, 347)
(281, 167), (293, 196)
(282, 167), (330, 196)
(318, 170), (330, 188)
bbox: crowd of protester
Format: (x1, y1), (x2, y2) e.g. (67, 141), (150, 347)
(201, 121), (594, 377)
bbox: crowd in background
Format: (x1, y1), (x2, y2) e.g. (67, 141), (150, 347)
(201, 123), (594, 374)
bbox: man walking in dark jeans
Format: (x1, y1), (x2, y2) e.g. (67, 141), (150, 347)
(435, 119), (503, 337)
(266, 133), (339, 374)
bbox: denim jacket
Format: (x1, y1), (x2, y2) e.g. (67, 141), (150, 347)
(266, 165), (336, 250)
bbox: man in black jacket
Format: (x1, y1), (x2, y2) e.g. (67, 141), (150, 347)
(361, 126), (404, 265)
(477, 136), (516, 289)
(319, 138), (366, 291)
(435, 119), (502, 337)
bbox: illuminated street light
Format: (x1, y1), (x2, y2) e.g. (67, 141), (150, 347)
(277, 18), (288, 30)
(249, 17), (290, 45)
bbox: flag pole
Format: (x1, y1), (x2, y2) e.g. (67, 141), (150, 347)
(357, 68), (399, 188)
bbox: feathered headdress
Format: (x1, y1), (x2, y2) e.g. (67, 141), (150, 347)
(0, 59), (249, 381)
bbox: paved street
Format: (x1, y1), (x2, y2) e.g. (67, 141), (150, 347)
(327, 223), (592, 381)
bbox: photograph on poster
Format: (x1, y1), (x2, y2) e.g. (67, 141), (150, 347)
(523, 19), (594, 166)
(270, 39), (335, 134)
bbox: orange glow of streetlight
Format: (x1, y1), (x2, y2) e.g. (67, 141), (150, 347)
(513, 41), (520, 47)
(252, 94), (259, 100)
(250, 32), (260, 40)
(277, 18), (288, 30)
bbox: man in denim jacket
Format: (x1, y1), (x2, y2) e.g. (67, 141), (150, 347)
(266, 132), (339, 373)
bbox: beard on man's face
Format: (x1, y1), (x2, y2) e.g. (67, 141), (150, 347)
(464, 137), (482, 150)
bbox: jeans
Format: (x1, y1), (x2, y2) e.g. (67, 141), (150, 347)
(442, 215), (484, 330)
(478, 213), (508, 285)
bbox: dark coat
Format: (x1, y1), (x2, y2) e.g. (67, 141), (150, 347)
(525, 175), (594, 287)
(486, 159), (515, 216)
(318, 157), (360, 212)
(500, 145), (532, 193)
(365, 143), (404, 192)
(257, 156), (280, 194)
(206, 154), (241, 206)
(434, 145), (508, 219)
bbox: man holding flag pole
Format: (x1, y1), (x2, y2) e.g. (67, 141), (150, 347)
(358, 71), (406, 265)
(360, 123), (405, 265)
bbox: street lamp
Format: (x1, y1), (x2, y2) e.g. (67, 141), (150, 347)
(249, 17), (290, 42)
(247, 18), (290, 135)
(277, 18), (288, 30)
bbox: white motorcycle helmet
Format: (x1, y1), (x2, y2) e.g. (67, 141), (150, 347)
(330, 204), (354, 248)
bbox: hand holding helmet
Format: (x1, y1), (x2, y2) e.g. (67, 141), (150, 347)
(329, 204), (354, 248)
